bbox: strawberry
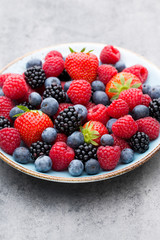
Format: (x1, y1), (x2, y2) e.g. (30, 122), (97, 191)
(14, 107), (53, 146)
(141, 94), (152, 107)
(49, 142), (75, 171)
(65, 48), (99, 83)
(43, 57), (64, 77)
(0, 73), (12, 87)
(97, 145), (121, 170)
(123, 64), (148, 83)
(0, 96), (15, 122)
(97, 64), (117, 85)
(111, 134), (131, 150)
(100, 45), (120, 64)
(107, 99), (129, 118)
(87, 104), (109, 125)
(105, 72), (142, 100)
(112, 115), (138, 139)
(80, 120), (108, 146)
(45, 50), (63, 61)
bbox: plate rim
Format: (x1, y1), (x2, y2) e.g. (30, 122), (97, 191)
(0, 42), (160, 183)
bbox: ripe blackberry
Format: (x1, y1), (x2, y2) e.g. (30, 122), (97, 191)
(55, 106), (82, 135)
(19, 101), (36, 110)
(129, 132), (150, 153)
(75, 143), (97, 162)
(149, 98), (160, 121)
(0, 116), (11, 130)
(58, 69), (71, 81)
(43, 83), (66, 103)
(29, 141), (52, 160)
(24, 66), (46, 89)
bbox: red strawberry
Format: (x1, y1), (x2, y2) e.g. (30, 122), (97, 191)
(85, 102), (96, 110)
(112, 115), (138, 139)
(54, 103), (73, 119)
(87, 104), (109, 125)
(49, 142), (75, 171)
(43, 57), (64, 77)
(107, 99), (129, 118)
(100, 45), (120, 64)
(3, 74), (28, 100)
(111, 134), (131, 150)
(54, 133), (67, 143)
(14, 110), (53, 146)
(0, 73), (12, 87)
(81, 120), (108, 145)
(141, 94), (152, 107)
(0, 96), (15, 121)
(45, 50), (63, 61)
(119, 88), (143, 111)
(0, 128), (21, 154)
(65, 48), (99, 83)
(97, 64), (117, 85)
(97, 145), (121, 170)
(123, 64), (148, 83)
(67, 80), (91, 105)
(136, 117), (160, 140)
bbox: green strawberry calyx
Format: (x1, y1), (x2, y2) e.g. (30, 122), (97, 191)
(69, 47), (94, 54)
(13, 105), (43, 118)
(109, 74), (141, 101)
(80, 121), (100, 146)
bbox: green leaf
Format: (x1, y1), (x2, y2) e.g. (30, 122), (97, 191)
(88, 49), (94, 53)
(125, 78), (133, 88)
(91, 134), (100, 140)
(113, 82), (122, 89)
(91, 130), (100, 135)
(17, 105), (29, 112)
(109, 88), (119, 93)
(81, 48), (86, 52)
(39, 110), (43, 116)
(120, 75), (125, 85)
(90, 140), (98, 146)
(130, 83), (142, 88)
(111, 94), (119, 101)
(13, 113), (24, 118)
(69, 47), (75, 53)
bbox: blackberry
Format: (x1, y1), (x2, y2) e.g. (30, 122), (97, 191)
(149, 98), (160, 121)
(75, 143), (97, 163)
(55, 106), (82, 135)
(0, 116), (11, 130)
(29, 141), (52, 160)
(58, 69), (71, 81)
(43, 83), (66, 103)
(19, 101), (36, 110)
(129, 132), (150, 153)
(24, 66), (46, 89)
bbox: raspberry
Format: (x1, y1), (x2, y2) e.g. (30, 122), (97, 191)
(54, 133), (67, 143)
(97, 65), (117, 85)
(0, 73), (12, 87)
(97, 145), (121, 170)
(123, 64), (148, 83)
(0, 128), (21, 154)
(85, 102), (96, 110)
(54, 103), (73, 119)
(87, 104), (109, 125)
(43, 57), (64, 78)
(136, 117), (160, 140)
(0, 96), (15, 121)
(49, 142), (75, 171)
(112, 115), (138, 139)
(45, 50), (63, 61)
(111, 134), (131, 150)
(100, 45), (120, 64)
(141, 94), (152, 107)
(119, 88), (143, 111)
(107, 99), (129, 118)
(67, 80), (92, 105)
(61, 81), (66, 90)
(3, 74), (28, 100)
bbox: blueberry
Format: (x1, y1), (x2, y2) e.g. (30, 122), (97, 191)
(100, 134), (114, 146)
(114, 61), (126, 72)
(142, 84), (151, 95)
(42, 127), (57, 143)
(65, 93), (72, 103)
(74, 104), (88, 121)
(68, 159), (84, 176)
(67, 131), (84, 149)
(120, 148), (134, 164)
(0, 88), (4, 96)
(92, 91), (109, 105)
(150, 86), (160, 99)
(26, 58), (42, 69)
(91, 81), (105, 92)
(35, 155), (52, 173)
(9, 106), (24, 121)
(64, 81), (72, 92)
(99, 61), (102, 66)
(132, 105), (149, 120)
(41, 97), (59, 116)
(45, 77), (61, 88)
(13, 147), (31, 164)
(29, 92), (42, 106)
(85, 159), (100, 175)
(106, 118), (117, 133)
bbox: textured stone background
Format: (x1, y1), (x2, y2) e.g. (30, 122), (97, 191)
(0, 0), (160, 239)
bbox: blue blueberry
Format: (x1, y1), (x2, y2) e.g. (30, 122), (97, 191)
(45, 77), (61, 88)
(91, 81), (105, 92)
(99, 61), (103, 66)
(9, 106), (24, 121)
(29, 92), (42, 106)
(41, 97), (59, 116)
(114, 61), (126, 72)
(150, 86), (160, 99)
(106, 118), (117, 133)
(64, 81), (72, 92)
(74, 104), (88, 121)
(132, 105), (149, 120)
(92, 91), (109, 105)
(65, 93), (72, 103)
(35, 155), (52, 173)
(26, 58), (42, 69)
(100, 134), (114, 146)
(142, 84), (151, 95)
(42, 127), (57, 143)
(0, 88), (4, 96)
(85, 159), (100, 175)
(120, 148), (134, 164)
(13, 147), (31, 164)
(68, 159), (84, 176)
(67, 131), (84, 149)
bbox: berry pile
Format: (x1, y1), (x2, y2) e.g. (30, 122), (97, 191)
(0, 45), (159, 177)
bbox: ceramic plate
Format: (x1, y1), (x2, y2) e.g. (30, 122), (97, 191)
(0, 42), (160, 183)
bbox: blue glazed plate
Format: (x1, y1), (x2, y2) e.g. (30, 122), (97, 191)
(0, 43), (160, 183)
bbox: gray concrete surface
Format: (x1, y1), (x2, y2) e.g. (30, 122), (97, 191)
(0, 0), (160, 239)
